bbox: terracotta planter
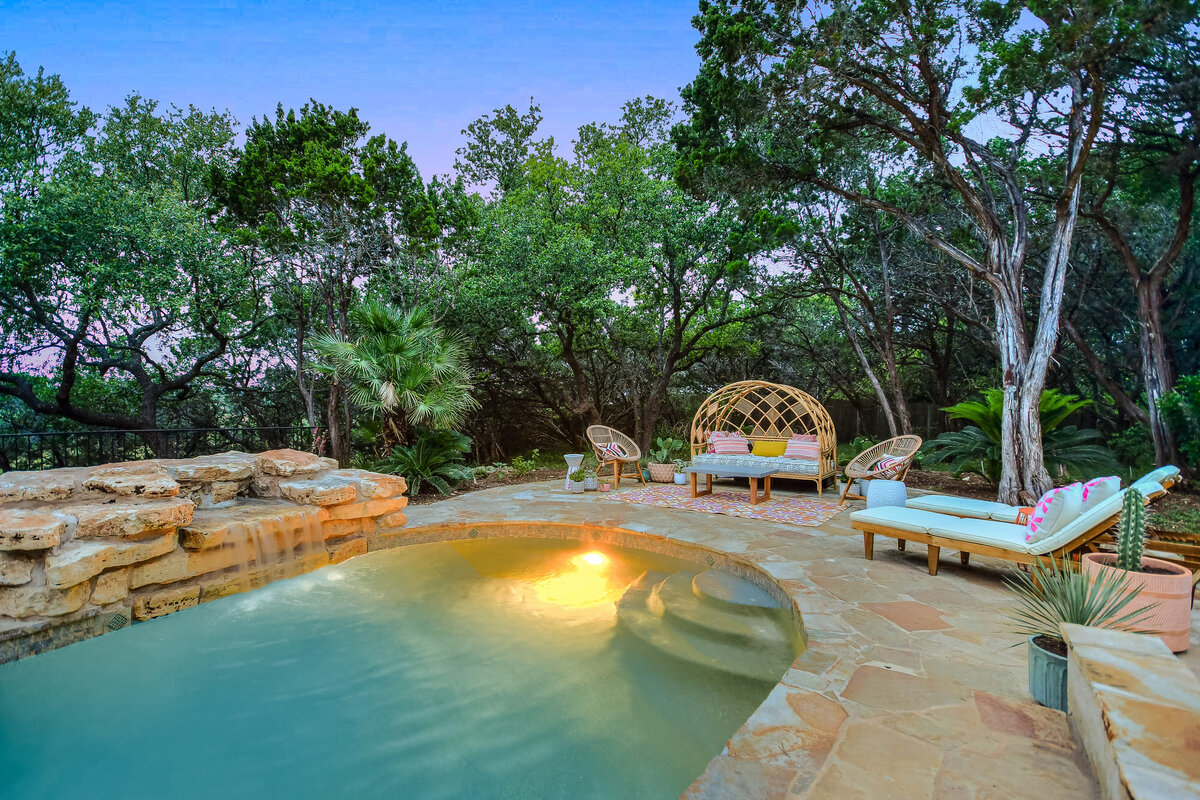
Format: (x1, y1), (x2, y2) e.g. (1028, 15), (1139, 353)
(1027, 635), (1068, 711)
(647, 462), (675, 483)
(1081, 553), (1193, 652)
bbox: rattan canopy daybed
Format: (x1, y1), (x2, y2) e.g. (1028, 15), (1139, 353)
(689, 380), (839, 496)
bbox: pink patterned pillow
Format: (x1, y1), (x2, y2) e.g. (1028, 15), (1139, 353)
(784, 437), (820, 459)
(1025, 483), (1083, 544)
(710, 431), (750, 455)
(599, 442), (627, 461)
(1080, 476), (1120, 513)
(873, 454), (905, 477)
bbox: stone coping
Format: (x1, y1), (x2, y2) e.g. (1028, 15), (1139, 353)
(398, 481), (1114, 798)
(1062, 623), (1200, 800)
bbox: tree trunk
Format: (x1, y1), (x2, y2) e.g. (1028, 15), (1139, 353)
(1134, 276), (1178, 466)
(326, 381), (348, 466)
(994, 288), (1054, 505)
(836, 303), (897, 437)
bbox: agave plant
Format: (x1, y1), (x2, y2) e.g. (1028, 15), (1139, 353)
(374, 429), (474, 496)
(923, 389), (1118, 483)
(309, 301), (479, 453)
(1005, 558), (1155, 645)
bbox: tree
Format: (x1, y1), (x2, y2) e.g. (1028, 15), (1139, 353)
(0, 57), (268, 449)
(309, 301), (478, 453)
(212, 102), (441, 463)
(674, 0), (1184, 503)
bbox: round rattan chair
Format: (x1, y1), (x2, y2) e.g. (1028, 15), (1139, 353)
(838, 434), (923, 506)
(585, 425), (647, 489)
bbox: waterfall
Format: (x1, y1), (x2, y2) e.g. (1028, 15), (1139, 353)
(227, 507), (327, 592)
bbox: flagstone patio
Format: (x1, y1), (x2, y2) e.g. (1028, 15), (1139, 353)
(401, 479), (1200, 800)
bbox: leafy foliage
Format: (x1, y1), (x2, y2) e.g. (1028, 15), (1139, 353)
(1160, 375), (1200, 468)
(647, 436), (685, 464)
(310, 301), (478, 452)
(1005, 559), (1154, 644)
(924, 390), (1118, 483)
(373, 428), (473, 496)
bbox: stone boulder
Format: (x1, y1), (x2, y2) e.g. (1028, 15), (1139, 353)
(44, 534), (177, 589)
(0, 470), (80, 504)
(0, 553), (34, 586)
(82, 462), (179, 499)
(68, 498), (194, 539)
(0, 509), (68, 550)
(160, 452), (255, 483)
(278, 475), (357, 506)
(255, 449), (338, 478)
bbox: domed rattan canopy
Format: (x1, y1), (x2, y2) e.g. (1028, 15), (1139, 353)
(689, 380), (839, 494)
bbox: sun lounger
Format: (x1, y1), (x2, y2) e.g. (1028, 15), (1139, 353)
(849, 475), (1175, 575)
(904, 466), (1181, 522)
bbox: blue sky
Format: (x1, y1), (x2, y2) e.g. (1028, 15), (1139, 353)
(3, 0), (704, 178)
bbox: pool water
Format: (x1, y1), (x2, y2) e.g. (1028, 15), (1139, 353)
(0, 538), (787, 799)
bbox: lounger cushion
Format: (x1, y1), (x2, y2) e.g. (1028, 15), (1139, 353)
(1025, 483), (1082, 544)
(849, 506), (947, 535)
(926, 517), (1034, 552)
(1132, 466), (1180, 493)
(905, 495), (1022, 523)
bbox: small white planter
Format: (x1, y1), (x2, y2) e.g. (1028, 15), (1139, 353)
(567, 481), (586, 494)
(673, 473), (687, 485)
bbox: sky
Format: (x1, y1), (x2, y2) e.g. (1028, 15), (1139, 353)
(3, 0), (705, 178)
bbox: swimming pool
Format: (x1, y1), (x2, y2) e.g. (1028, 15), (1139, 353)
(0, 537), (798, 799)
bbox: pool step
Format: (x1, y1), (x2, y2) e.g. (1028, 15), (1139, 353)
(691, 569), (786, 613)
(651, 573), (791, 648)
(617, 570), (800, 683)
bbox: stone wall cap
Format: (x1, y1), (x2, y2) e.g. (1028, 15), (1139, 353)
(1060, 623), (1173, 658)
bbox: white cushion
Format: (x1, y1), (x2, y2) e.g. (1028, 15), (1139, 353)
(927, 517), (1034, 552)
(849, 506), (948, 535)
(1025, 483), (1083, 545)
(1135, 465), (1181, 489)
(906, 495), (1022, 523)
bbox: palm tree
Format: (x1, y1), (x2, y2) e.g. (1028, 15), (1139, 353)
(309, 301), (479, 453)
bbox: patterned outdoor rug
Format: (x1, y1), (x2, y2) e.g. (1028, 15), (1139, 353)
(604, 483), (844, 528)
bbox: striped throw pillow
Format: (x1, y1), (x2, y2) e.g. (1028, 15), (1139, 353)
(599, 442), (627, 461)
(1025, 483), (1083, 544)
(784, 435), (820, 459)
(873, 454), (905, 477)
(710, 431), (750, 455)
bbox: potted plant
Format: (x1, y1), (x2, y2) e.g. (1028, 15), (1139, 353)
(567, 468), (588, 494)
(673, 459), (688, 485)
(1006, 558), (1153, 711)
(582, 454), (600, 491)
(646, 436), (684, 482)
(599, 480), (612, 492)
(1081, 488), (1192, 651)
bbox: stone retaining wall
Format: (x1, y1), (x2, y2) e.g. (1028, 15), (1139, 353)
(0, 449), (408, 662)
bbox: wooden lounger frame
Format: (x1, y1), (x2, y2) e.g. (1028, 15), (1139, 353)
(851, 481), (1177, 576)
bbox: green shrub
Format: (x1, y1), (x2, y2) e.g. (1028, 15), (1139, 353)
(1160, 374), (1200, 468)
(373, 429), (473, 496)
(509, 449), (543, 475)
(923, 389), (1118, 483)
(648, 436), (685, 463)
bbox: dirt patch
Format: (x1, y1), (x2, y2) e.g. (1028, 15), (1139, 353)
(903, 468), (998, 500)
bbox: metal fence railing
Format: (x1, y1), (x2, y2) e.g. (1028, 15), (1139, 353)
(0, 427), (321, 472)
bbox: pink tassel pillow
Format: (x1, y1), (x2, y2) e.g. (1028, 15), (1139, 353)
(1025, 483), (1083, 544)
(709, 431), (750, 455)
(784, 434), (820, 459)
(1079, 476), (1120, 513)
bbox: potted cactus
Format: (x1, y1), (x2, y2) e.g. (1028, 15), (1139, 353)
(1006, 558), (1153, 711)
(1081, 488), (1192, 651)
(567, 468), (588, 494)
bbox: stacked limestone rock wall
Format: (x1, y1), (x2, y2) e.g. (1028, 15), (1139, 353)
(0, 449), (407, 662)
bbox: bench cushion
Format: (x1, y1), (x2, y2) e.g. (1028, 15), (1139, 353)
(905, 495), (1022, 523)
(926, 517), (1033, 552)
(693, 453), (821, 476)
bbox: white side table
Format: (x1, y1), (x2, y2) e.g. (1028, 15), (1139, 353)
(866, 479), (907, 509)
(563, 453), (584, 490)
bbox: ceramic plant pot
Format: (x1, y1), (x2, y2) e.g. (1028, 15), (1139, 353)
(648, 463), (675, 483)
(600, 482), (611, 493)
(1081, 553), (1193, 652)
(584, 474), (599, 491)
(1028, 635), (1068, 712)
(673, 473), (687, 485)
(568, 481), (586, 494)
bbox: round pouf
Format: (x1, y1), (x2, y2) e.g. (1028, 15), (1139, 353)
(866, 479), (907, 509)
(563, 454), (584, 490)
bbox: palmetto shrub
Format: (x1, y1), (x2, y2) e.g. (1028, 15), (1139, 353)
(374, 428), (474, 496)
(923, 389), (1118, 483)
